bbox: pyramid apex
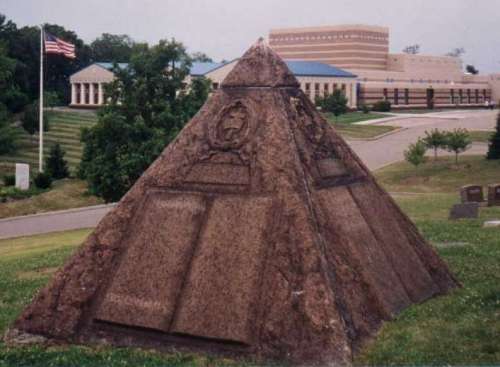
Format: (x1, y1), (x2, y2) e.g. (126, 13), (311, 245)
(221, 39), (300, 88)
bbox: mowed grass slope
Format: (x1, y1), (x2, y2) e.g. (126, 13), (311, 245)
(0, 111), (97, 174)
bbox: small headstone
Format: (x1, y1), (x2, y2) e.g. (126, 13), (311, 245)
(460, 184), (484, 203)
(449, 202), (479, 220)
(487, 184), (500, 207)
(15, 163), (30, 190)
(483, 220), (500, 228)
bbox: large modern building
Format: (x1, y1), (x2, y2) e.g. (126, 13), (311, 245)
(69, 60), (359, 108)
(270, 24), (500, 109)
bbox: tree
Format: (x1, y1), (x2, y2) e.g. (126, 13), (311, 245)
(402, 44), (420, 54)
(445, 128), (471, 164)
(466, 64), (479, 75)
(404, 139), (427, 168)
(486, 112), (500, 160)
(79, 39), (211, 202)
(21, 101), (49, 137)
(191, 52), (213, 62)
(446, 47), (465, 58)
(422, 128), (447, 161)
(90, 33), (134, 62)
(316, 90), (348, 122)
(0, 102), (18, 154)
(45, 143), (69, 179)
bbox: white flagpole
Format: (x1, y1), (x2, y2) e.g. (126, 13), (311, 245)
(39, 25), (44, 172)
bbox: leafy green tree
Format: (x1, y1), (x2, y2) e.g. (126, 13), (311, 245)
(486, 112), (500, 160)
(0, 102), (18, 154)
(445, 128), (471, 164)
(21, 101), (49, 137)
(191, 52), (213, 62)
(316, 89), (348, 122)
(422, 128), (447, 161)
(45, 143), (69, 179)
(402, 44), (420, 54)
(404, 139), (427, 168)
(79, 40), (211, 202)
(90, 33), (134, 62)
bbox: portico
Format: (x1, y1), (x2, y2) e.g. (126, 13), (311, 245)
(69, 63), (125, 107)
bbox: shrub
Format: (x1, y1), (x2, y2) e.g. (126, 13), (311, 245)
(361, 104), (370, 113)
(486, 112), (500, 160)
(3, 174), (15, 186)
(45, 143), (69, 179)
(317, 90), (348, 122)
(372, 100), (391, 112)
(33, 171), (52, 189)
(404, 138), (427, 168)
(445, 128), (471, 164)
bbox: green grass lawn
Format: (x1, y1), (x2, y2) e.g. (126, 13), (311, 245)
(0, 179), (103, 219)
(1, 156), (500, 365)
(469, 130), (494, 143)
(323, 111), (389, 124)
(0, 111), (97, 175)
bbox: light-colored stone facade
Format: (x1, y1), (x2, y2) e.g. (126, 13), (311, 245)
(269, 24), (499, 109)
(269, 25), (390, 71)
(69, 64), (115, 107)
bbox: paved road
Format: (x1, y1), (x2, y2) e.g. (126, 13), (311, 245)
(0, 110), (496, 239)
(0, 204), (115, 240)
(347, 110), (495, 170)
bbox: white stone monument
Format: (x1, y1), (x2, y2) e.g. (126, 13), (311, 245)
(15, 163), (30, 190)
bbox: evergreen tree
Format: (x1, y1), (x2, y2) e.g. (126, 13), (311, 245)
(486, 112), (500, 160)
(45, 143), (69, 179)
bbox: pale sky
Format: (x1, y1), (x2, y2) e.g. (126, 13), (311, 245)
(2, 0), (500, 73)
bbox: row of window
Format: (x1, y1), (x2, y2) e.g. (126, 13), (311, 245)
(304, 82), (348, 97)
(381, 88), (488, 105)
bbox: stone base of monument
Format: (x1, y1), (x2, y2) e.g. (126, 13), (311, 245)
(483, 220), (500, 228)
(449, 202), (479, 220)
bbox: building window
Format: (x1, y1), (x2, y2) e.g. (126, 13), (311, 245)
(341, 84), (346, 95)
(394, 88), (399, 105)
(212, 82), (219, 90)
(404, 89), (409, 105)
(383, 88), (388, 100)
(467, 89), (471, 104)
(475, 89), (479, 103)
(314, 83), (320, 97)
(324, 83), (329, 95)
(459, 89), (463, 104)
(305, 83), (311, 97)
(93, 83), (99, 104)
(450, 89), (455, 104)
(333, 83), (338, 90)
(483, 89), (487, 101)
(84, 83), (90, 105)
(76, 84), (81, 104)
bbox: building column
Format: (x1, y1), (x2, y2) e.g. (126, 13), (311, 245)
(89, 83), (95, 105)
(80, 83), (85, 105)
(351, 82), (357, 108)
(71, 83), (77, 105)
(98, 83), (104, 105)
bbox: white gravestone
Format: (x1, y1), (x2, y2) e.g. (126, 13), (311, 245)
(15, 163), (30, 190)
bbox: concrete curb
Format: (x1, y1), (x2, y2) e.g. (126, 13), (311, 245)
(345, 127), (407, 142)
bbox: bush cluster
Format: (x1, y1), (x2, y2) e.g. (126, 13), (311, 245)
(372, 100), (391, 112)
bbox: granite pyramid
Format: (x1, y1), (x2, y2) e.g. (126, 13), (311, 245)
(8, 40), (459, 365)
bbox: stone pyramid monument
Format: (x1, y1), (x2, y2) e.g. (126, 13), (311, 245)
(8, 40), (459, 365)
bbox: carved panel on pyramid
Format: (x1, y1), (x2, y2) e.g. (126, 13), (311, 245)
(183, 99), (258, 193)
(291, 96), (365, 187)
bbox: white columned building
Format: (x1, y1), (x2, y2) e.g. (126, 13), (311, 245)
(69, 63), (122, 107)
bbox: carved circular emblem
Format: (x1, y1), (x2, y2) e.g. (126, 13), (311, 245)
(210, 100), (250, 150)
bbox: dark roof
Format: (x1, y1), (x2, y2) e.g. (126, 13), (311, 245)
(190, 62), (226, 76)
(285, 61), (357, 78)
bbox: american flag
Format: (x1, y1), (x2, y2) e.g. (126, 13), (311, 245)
(44, 32), (76, 59)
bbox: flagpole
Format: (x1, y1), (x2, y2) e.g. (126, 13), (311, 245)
(39, 25), (44, 172)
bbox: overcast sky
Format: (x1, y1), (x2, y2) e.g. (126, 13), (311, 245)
(2, 0), (500, 73)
